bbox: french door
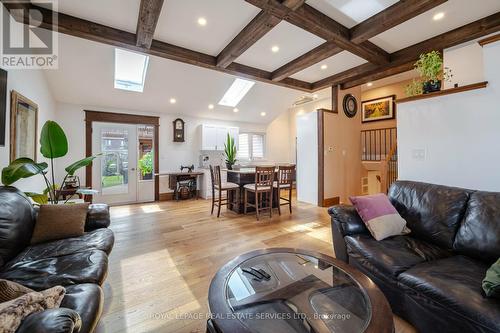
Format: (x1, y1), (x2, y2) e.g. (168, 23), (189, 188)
(92, 122), (138, 205)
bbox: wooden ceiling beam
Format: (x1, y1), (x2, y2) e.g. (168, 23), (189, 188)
(271, 41), (342, 81)
(217, 0), (305, 68)
(246, 1), (390, 65)
(351, 0), (448, 44)
(216, 10), (281, 68)
(136, 0), (165, 49)
(3, 2), (312, 91)
(312, 11), (500, 91)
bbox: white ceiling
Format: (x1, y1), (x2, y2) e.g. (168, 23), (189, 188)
(370, 0), (500, 53)
(291, 51), (367, 82)
(154, 0), (260, 56)
(37, 0), (140, 33)
(235, 21), (325, 72)
(307, 0), (399, 28)
(44, 34), (303, 124)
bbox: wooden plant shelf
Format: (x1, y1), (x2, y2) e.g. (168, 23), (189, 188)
(396, 81), (488, 104)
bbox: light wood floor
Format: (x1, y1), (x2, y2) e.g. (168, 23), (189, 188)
(96, 196), (415, 333)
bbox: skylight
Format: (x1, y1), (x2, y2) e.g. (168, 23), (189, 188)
(218, 78), (255, 107)
(114, 48), (149, 92)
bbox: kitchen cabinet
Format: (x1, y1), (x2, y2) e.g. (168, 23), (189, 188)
(200, 125), (239, 151)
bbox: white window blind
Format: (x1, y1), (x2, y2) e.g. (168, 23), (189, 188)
(238, 134), (250, 159)
(252, 134), (264, 159)
(238, 133), (265, 160)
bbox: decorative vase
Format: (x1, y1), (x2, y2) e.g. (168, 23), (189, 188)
(423, 80), (441, 94)
(226, 163), (233, 170)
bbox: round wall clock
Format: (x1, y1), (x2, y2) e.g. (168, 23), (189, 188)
(343, 94), (358, 118)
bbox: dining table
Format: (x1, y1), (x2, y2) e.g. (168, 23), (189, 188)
(226, 167), (295, 214)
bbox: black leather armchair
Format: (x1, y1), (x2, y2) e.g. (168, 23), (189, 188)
(0, 186), (114, 333)
(329, 181), (500, 333)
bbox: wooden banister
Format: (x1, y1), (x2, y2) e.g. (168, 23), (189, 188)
(380, 143), (398, 193)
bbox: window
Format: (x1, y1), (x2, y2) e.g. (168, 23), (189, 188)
(114, 48), (150, 92)
(218, 78), (255, 107)
(238, 133), (265, 160)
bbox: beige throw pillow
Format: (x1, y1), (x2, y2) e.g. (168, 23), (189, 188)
(31, 203), (89, 244)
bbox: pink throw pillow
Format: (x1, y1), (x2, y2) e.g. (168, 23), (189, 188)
(349, 193), (410, 241)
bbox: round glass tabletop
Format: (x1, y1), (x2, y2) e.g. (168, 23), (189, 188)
(224, 252), (372, 333)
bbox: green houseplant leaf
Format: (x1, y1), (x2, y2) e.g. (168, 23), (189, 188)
(40, 120), (68, 158)
(25, 192), (49, 204)
(65, 155), (100, 176)
(1, 158), (48, 186)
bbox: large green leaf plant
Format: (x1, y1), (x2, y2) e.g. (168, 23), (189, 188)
(1, 120), (100, 204)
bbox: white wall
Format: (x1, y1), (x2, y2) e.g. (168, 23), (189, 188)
(265, 111), (292, 164)
(444, 41), (485, 89)
(398, 41), (500, 191)
(54, 102), (266, 192)
(0, 69), (56, 193)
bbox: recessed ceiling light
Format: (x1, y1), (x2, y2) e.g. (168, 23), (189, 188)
(208, 104), (214, 110)
(297, 110), (305, 116)
(169, 98), (176, 104)
(233, 108), (239, 113)
(219, 78), (255, 107)
(313, 94), (319, 99)
(271, 45), (280, 53)
(260, 112), (266, 116)
(320, 64), (328, 70)
(433, 12), (445, 21)
(367, 82), (373, 87)
(197, 17), (207, 26)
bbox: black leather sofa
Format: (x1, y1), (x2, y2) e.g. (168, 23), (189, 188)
(328, 181), (500, 333)
(0, 186), (114, 333)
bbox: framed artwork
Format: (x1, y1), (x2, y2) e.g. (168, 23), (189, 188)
(361, 95), (396, 123)
(10, 90), (38, 162)
(0, 68), (7, 146)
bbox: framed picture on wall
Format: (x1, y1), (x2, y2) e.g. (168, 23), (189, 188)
(10, 90), (38, 162)
(361, 95), (396, 123)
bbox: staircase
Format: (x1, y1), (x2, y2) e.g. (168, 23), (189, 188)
(361, 128), (398, 193)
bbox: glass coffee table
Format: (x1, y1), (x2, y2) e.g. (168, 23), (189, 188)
(208, 248), (393, 333)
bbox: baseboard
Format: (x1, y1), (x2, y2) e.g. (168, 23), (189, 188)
(159, 191), (200, 201)
(322, 196), (340, 207)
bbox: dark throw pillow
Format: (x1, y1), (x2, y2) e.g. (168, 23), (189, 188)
(30, 203), (89, 244)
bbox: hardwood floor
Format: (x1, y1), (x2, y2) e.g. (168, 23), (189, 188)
(96, 196), (415, 333)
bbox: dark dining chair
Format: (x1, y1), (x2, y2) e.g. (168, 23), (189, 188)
(210, 165), (239, 218)
(274, 165), (295, 215)
(243, 166), (275, 220)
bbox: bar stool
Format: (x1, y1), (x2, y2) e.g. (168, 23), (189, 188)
(243, 166), (275, 220)
(274, 165), (295, 215)
(210, 165), (239, 218)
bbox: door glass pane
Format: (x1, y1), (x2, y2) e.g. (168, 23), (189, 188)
(101, 128), (129, 195)
(138, 125), (154, 181)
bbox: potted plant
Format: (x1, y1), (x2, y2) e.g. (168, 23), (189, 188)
(414, 51), (453, 94)
(224, 133), (237, 170)
(138, 151), (153, 180)
(1, 120), (100, 204)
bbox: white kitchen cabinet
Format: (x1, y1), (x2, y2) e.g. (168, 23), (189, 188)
(201, 125), (217, 150)
(200, 125), (239, 151)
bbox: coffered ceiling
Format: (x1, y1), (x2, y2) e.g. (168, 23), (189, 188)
(6, 0), (500, 122)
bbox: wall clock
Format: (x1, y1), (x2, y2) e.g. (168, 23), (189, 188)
(173, 118), (185, 142)
(343, 94), (358, 118)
